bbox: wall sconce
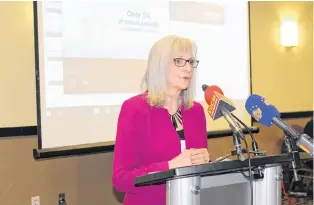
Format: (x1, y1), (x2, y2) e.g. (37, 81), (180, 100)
(280, 18), (299, 47)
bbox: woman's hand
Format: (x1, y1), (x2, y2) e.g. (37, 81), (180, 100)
(190, 148), (210, 165)
(168, 148), (210, 169)
(168, 149), (192, 169)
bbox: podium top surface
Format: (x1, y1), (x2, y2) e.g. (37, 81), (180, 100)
(135, 153), (294, 187)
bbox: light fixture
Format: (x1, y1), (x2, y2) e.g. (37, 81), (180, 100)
(280, 18), (299, 47)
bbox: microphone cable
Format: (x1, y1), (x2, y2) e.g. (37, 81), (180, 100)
(230, 113), (254, 205)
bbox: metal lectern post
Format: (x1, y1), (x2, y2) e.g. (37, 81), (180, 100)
(166, 176), (201, 205)
(165, 165), (283, 205)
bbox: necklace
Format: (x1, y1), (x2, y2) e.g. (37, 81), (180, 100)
(170, 109), (182, 129)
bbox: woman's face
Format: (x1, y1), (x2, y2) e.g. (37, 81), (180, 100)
(166, 51), (197, 92)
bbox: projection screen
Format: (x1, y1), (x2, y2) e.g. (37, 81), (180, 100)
(34, 0), (251, 150)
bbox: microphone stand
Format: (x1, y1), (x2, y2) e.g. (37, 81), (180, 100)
(283, 135), (300, 182)
(230, 113), (266, 157)
(230, 113), (266, 180)
(232, 133), (245, 161)
(282, 134), (308, 197)
(272, 117), (313, 156)
(219, 107), (247, 161)
(215, 136), (247, 162)
(215, 111), (266, 163)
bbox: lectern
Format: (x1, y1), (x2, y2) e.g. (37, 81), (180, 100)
(135, 153), (296, 205)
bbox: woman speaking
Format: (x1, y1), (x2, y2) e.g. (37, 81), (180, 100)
(112, 35), (210, 205)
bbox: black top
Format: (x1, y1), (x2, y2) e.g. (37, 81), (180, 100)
(176, 129), (185, 140)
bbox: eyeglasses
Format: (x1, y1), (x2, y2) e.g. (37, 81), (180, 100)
(173, 58), (199, 68)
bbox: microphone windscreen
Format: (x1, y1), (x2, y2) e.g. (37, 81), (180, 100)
(204, 85), (224, 105)
(203, 85), (235, 120)
(245, 94), (280, 127)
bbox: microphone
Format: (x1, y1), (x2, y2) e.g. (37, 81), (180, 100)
(245, 94), (314, 157)
(202, 84), (245, 160)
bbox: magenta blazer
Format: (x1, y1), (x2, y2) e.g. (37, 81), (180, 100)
(112, 93), (208, 205)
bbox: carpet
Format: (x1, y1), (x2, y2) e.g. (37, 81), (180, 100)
(282, 197), (313, 205)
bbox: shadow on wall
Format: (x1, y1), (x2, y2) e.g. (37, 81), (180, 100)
(112, 187), (125, 203)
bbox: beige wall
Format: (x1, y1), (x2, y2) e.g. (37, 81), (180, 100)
(0, 2), (36, 127)
(250, 1), (313, 112)
(0, 1), (312, 205)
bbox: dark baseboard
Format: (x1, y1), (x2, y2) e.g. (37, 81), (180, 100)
(33, 144), (114, 159)
(280, 111), (313, 119)
(0, 126), (37, 137)
(207, 126), (259, 139)
(252, 111), (313, 123)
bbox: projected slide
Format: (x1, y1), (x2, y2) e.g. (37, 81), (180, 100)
(36, 0), (250, 149)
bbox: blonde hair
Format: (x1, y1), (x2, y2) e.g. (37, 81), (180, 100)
(141, 35), (198, 109)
